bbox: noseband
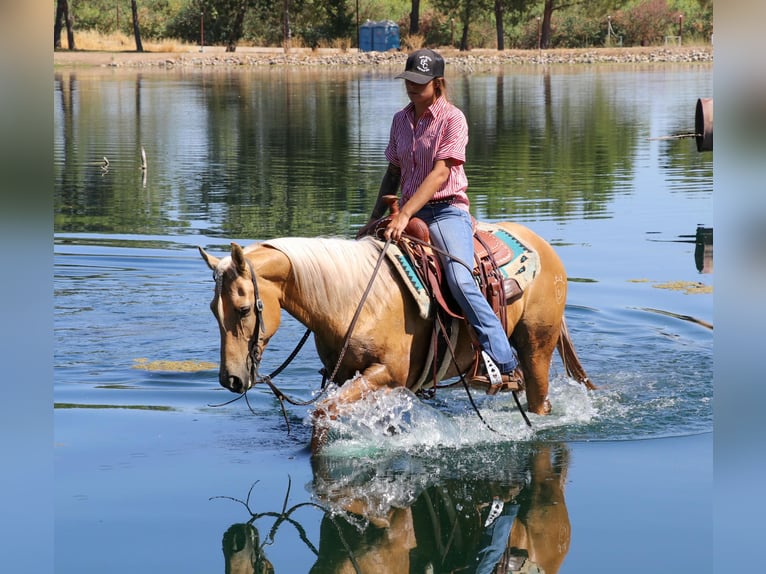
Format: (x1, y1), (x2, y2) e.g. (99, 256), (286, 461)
(212, 257), (317, 433)
(213, 259), (266, 385)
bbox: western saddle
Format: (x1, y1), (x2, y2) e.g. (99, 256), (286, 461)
(358, 196), (524, 394)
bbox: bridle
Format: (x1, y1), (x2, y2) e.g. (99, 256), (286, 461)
(211, 236), (530, 434)
(244, 259), (266, 383)
(213, 243), (395, 425)
(210, 258), (323, 432)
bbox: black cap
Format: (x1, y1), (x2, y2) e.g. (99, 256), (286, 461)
(395, 49), (445, 84)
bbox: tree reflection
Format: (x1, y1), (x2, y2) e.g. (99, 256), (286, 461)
(54, 68), (707, 238)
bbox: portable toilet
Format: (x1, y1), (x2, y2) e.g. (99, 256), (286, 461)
(359, 20), (374, 52)
(360, 20), (400, 52)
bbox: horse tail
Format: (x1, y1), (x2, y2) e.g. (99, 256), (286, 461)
(557, 317), (597, 390)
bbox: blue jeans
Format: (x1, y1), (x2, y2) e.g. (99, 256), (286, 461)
(415, 203), (518, 373)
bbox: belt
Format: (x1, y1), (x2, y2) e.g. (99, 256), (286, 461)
(427, 197), (456, 205)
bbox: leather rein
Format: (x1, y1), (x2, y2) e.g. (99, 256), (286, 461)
(237, 241), (394, 432)
(234, 233), (529, 434)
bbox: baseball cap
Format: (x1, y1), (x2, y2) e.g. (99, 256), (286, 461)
(395, 49), (445, 84)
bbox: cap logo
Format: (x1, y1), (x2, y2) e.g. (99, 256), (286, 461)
(415, 55), (433, 74)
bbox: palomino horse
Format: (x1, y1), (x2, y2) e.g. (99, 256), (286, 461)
(199, 222), (593, 451)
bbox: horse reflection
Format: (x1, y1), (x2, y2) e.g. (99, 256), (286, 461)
(309, 444), (570, 574)
(222, 523), (274, 574)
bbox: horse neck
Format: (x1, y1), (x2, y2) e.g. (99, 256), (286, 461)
(250, 246), (329, 333)
(255, 238), (387, 337)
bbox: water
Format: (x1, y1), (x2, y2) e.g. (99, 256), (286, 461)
(54, 63), (712, 573)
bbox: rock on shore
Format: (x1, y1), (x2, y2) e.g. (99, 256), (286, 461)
(54, 45), (712, 70)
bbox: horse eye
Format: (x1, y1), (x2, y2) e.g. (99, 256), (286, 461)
(238, 306), (251, 317)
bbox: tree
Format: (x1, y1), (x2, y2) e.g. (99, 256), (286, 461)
(458, 0), (472, 50)
(131, 0), (144, 51)
(540, 0), (556, 48)
(322, 0), (354, 39)
(197, 0), (257, 52)
(494, 0), (503, 49)
(538, 0), (625, 48)
(410, 0), (421, 35)
(54, 0), (76, 50)
(226, 1), (249, 51)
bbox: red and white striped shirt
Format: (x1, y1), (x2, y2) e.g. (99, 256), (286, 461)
(385, 96), (470, 211)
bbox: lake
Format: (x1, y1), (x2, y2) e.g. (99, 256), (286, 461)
(54, 61), (712, 573)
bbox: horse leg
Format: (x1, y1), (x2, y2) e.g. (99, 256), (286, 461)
(513, 325), (557, 415)
(310, 363), (396, 453)
(519, 351), (552, 415)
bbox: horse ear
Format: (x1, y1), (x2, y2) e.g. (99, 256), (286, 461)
(231, 243), (248, 275)
(198, 246), (220, 271)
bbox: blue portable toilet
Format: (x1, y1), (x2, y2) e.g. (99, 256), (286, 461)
(359, 20), (374, 52)
(360, 20), (400, 52)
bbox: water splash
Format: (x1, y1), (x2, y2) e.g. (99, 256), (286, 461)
(306, 363), (711, 455)
(312, 377), (607, 456)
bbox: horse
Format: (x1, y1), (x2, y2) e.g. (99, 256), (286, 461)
(199, 222), (593, 452)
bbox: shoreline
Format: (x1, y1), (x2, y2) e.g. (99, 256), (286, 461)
(53, 45), (712, 70)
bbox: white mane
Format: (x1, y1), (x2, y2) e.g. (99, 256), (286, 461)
(263, 236), (398, 316)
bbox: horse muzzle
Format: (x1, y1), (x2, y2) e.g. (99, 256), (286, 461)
(219, 370), (253, 394)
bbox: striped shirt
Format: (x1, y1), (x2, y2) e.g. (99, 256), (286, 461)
(385, 96), (470, 211)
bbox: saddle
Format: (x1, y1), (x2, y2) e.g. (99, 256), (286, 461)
(356, 195), (522, 395)
(358, 195), (522, 325)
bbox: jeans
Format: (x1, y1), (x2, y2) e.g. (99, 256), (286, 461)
(415, 203), (518, 373)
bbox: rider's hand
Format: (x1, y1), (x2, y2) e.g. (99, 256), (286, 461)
(384, 212), (411, 241)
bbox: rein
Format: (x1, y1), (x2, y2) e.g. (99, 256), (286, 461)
(243, 260), (320, 431)
(235, 241), (394, 433)
(220, 233), (529, 434)
(325, 237), (393, 384)
(399, 232), (532, 430)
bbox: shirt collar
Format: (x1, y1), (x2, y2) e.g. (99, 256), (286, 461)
(405, 96), (448, 121)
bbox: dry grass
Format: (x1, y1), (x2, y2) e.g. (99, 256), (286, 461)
(403, 33), (425, 50)
(71, 30), (195, 52)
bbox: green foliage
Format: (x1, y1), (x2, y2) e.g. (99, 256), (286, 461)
(358, 0), (412, 23)
(61, 0), (711, 49)
(610, 0), (674, 46)
(67, 0), (187, 39)
(666, 0), (713, 40)
(547, 6), (604, 48)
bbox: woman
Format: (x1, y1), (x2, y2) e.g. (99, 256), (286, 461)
(366, 48), (522, 389)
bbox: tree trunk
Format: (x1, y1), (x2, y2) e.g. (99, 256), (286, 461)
(131, 1), (144, 52)
(226, 3), (248, 52)
(66, 7), (75, 51)
(55, 0), (76, 50)
(494, 0), (504, 51)
(283, 0), (292, 48)
(541, 0), (554, 49)
(410, 0), (420, 35)
(459, 0), (472, 51)
(54, 0), (65, 49)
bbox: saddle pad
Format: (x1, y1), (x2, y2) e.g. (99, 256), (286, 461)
(372, 240), (433, 320)
(475, 222), (540, 292)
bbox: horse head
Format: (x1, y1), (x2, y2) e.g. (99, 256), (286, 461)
(222, 522), (274, 574)
(199, 243), (282, 394)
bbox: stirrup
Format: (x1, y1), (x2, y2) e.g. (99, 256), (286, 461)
(469, 351), (524, 395)
(481, 351), (503, 387)
(484, 497), (504, 527)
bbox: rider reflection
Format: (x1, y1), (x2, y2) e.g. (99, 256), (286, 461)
(311, 443), (570, 574)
